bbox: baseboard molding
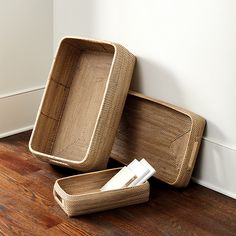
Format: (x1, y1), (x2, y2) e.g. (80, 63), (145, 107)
(0, 85), (45, 99)
(0, 125), (34, 139)
(203, 136), (236, 152)
(0, 87), (44, 139)
(192, 138), (236, 199)
(192, 177), (236, 200)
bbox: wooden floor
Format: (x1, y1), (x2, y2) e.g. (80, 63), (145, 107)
(0, 131), (235, 236)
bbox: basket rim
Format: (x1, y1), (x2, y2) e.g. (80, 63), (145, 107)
(28, 36), (126, 165)
(53, 167), (149, 200)
(116, 90), (206, 186)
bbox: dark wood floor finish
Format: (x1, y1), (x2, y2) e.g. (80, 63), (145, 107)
(0, 131), (235, 236)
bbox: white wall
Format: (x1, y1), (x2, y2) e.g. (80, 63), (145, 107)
(54, 0), (236, 198)
(0, 0), (53, 136)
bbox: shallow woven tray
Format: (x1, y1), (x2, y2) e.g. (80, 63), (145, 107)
(29, 37), (135, 171)
(53, 168), (150, 216)
(111, 91), (205, 187)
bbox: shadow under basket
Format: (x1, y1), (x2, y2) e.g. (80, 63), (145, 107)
(29, 37), (135, 171)
(111, 91), (206, 187)
(53, 168), (150, 217)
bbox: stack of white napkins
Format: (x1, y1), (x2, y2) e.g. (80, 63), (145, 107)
(100, 159), (156, 191)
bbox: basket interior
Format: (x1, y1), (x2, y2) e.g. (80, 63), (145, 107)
(57, 169), (120, 195)
(111, 93), (192, 184)
(31, 38), (115, 161)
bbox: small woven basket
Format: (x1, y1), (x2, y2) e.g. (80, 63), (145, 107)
(53, 168), (150, 216)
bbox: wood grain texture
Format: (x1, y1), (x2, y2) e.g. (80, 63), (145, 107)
(111, 91), (206, 187)
(29, 37), (135, 172)
(0, 131), (236, 236)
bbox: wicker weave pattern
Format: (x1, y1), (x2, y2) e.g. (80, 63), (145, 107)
(111, 91), (206, 187)
(53, 168), (150, 216)
(29, 37), (135, 171)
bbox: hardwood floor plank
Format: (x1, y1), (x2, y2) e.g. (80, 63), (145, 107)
(0, 149), (40, 176)
(0, 131), (235, 236)
(48, 222), (93, 236)
(0, 208), (49, 236)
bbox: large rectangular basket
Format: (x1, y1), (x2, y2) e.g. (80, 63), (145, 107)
(29, 37), (135, 171)
(111, 91), (205, 187)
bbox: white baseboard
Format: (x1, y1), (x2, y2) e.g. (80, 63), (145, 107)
(192, 177), (236, 199)
(192, 139), (236, 199)
(0, 125), (34, 139)
(0, 87), (44, 139)
(0, 85), (45, 99)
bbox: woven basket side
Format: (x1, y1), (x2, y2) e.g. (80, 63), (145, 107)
(55, 182), (149, 217)
(68, 44), (135, 171)
(110, 91), (206, 187)
(29, 38), (135, 172)
(171, 114), (206, 187)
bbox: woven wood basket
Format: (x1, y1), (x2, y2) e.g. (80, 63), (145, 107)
(111, 91), (206, 187)
(53, 168), (150, 217)
(29, 37), (135, 171)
